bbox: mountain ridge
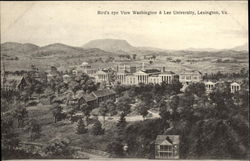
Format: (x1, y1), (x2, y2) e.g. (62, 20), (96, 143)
(1, 39), (248, 59)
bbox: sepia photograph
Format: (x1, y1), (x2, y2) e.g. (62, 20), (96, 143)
(1, 1), (249, 160)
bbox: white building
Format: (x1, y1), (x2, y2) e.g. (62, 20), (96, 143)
(125, 75), (138, 85)
(95, 69), (114, 83)
(179, 70), (202, 85)
(148, 76), (162, 84)
(76, 62), (97, 76)
(230, 82), (241, 93)
(204, 81), (216, 93)
(117, 70), (129, 84)
(159, 71), (176, 84)
(117, 68), (176, 85)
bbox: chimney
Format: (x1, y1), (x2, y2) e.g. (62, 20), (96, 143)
(166, 136), (173, 144)
(142, 62), (145, 70)
(162, 66), (166, 72)
(130, 66), (136, 74)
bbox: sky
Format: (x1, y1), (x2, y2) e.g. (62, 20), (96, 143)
(1, 1), (248, 50)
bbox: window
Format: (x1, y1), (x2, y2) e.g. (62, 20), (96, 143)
(186, 76), (191, 80)
(160, 145), (172, 151)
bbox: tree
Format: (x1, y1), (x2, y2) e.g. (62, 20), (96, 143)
(44, 138), (74, 159)
(185, 82), (206, 97)
(137, 102), (149, 120)
(79, 103), (92, 125)
(107, 113), (127, 157)
(68, 80), (80, 94)
(116, 94), (132, 116)
(1, 114), (20, 151)
(76, 119), (87, 134)
(106, 140), (124, 157)
(51, 103), (63, 123)
(116, 112), (127, 131)
(132, 54), (137, 60)
(28, 119), (42, 141)
(159, 98), (171, 128)
(90, 120), (104, 135)
(106, 99), (117, 116)
(13, 106), (28, 128)
(99, 102), (109, 127)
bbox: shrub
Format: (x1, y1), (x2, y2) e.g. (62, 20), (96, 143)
(76, 119), (87, 134)
(90, 120), (104, 135)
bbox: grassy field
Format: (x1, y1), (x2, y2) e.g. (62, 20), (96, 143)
(19, 104), (131, 152)
(3, 55), (248, 74)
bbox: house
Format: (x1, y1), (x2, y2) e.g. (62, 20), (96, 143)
(1, 75), (29, 91)
(155, 135), (180, 159)
(230, 82), (241, 93)
(204, 80), (216, 93)
(179, 70), (202, 85)
(92, 89), (116, 105)
(69, 89), (116, 108)
(82, 93), (98, 107)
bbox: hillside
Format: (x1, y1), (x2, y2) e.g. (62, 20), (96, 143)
(1, 42), (39, 56)
(82, 39), (136, 53)
(1, 42), (116, 59)
(33, 43), (114, 58)
(1, 40), (248, 72)
(231, 43), (248, 51)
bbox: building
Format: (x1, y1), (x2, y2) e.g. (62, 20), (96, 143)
(204, 81), (216, 93)
(159, 70), (178, 84)
(92, 89), (116, 105)
(155, 135), (180, 159)
(179, 70), (202, 85)
(77, 62), (97, 76)
(125, 75), (138, 85)
(95, 69), (115, 83)
(116, 70), (130, 84)
(1, 75), (29, 91)
(115, 66), (177, 86)
(230, 82), (241, 93)
(134, 69), (161, 84)
(69, 89), (116, 108)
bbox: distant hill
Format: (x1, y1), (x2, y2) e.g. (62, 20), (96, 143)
(35, 43), (114, 58)
(1, 42), (39, 56)
(1, 42), (115, 59)
(82, 39), (137, 53)
(1, 40), (248, 59)
(231, 43), (248, 51)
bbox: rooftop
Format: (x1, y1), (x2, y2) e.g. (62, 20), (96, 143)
(142, 69), (161, 74)
(160, 71), (175, 75)
(92, 89), (116, 98)
(82, 93), (97, 102)
(180, 70), (202, 75)
(155, 135), (179, 145)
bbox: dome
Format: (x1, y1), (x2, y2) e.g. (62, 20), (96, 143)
(81, 62), (89, 66)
